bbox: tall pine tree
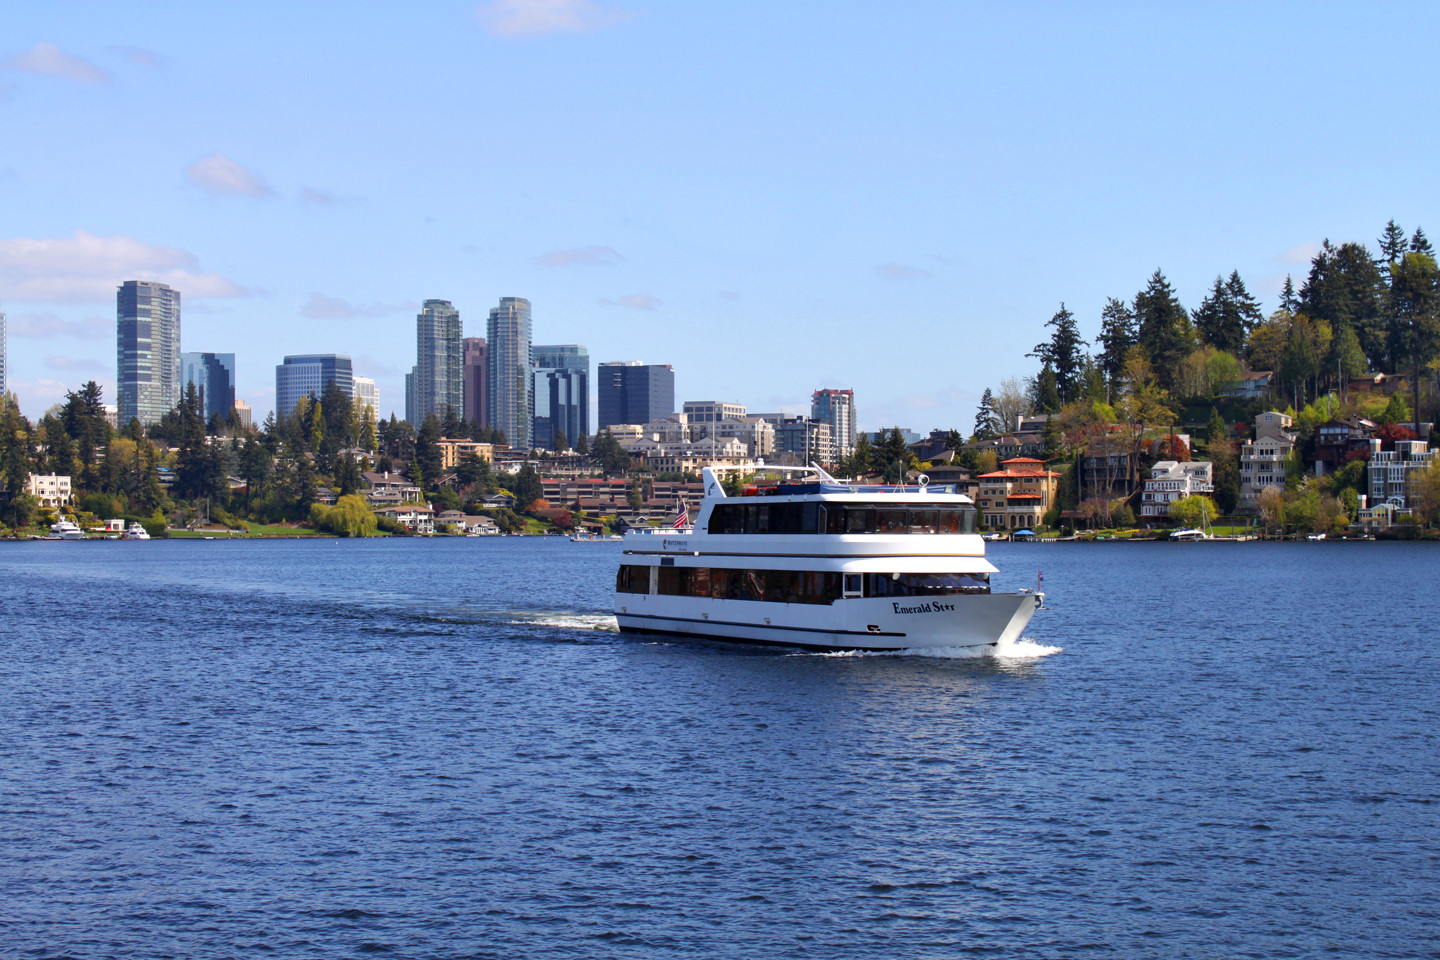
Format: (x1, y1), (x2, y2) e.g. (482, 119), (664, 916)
(1133, 269), (1195, 390)
(1029, 303), (1087, 404)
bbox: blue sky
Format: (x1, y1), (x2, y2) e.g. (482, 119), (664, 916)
(3, 1), (1438, 432)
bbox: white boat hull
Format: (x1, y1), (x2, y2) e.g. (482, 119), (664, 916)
(615, 591), (1042, 652)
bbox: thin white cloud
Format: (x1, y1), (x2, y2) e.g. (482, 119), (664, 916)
(8, 311), (109, 340)
(108, 45), (163, 68)
(45, 355), (108, 373)
(301, 293), (412, 320)
(598, 293), (660, 310)
(1276, 242), (1322, 265)
(299, 187), (333, 205)
(5, 42), (110, 84)
(876, 262), (932, 282)
(0, 229), (247, 303)
(535, 245), (625, 267)
(185, 153), (274, 198)
(478, 0), (630, 37)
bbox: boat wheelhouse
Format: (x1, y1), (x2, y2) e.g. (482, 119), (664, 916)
(613, 463), (1044, 652)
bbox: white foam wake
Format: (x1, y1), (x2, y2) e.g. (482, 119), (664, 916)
(507, 612), (620, 632)
(830, 636), (1063, 660)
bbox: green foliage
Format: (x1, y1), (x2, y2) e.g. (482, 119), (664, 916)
(80, 491), (124, 519)
(513, 463), (542, 510)
(591, 430), (631, 476)
(1096, 297), (1137, 389)
(313, 494), (379, 537)
(1378, 394), (1411, 425)
(430, 485), (461, 513)
(1134, 269), (1196, 390)
(1029, 303), (1087, 404)
(1193, 271), (1262, 355)
(1167, 495), (1218, 528)
(375, 514), (411, 536)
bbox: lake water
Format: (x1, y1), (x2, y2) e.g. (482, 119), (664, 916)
(1, 537), (1437, 959)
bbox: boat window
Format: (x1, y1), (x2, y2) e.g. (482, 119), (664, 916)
(637, 566), (842, 604)
(616, 564), (650, 594)
(708, 501), (978, 535)
(865, 572), (990, 597)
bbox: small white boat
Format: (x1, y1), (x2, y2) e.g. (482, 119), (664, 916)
(124, 523), (152, 540)
(1170, 528), (1211, 541)
(45, 520), (85, 540)
(1306, 532), (1326, 541)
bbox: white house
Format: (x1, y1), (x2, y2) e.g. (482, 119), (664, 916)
(25, 474), (72, 509)
(1240, 412), (1296, 508)
(1140, 461), (1215, 518)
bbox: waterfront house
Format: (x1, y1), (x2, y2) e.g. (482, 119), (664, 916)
(975, 457), (1060, 531)
(1314, 417), (1377, 475)
(1240, 412), (1296, 509)
(375, 503), (434, 534)
(1140, 461), (1215, 519)
(25, 474), (72, 509)
(1367, 438), (1435, 513)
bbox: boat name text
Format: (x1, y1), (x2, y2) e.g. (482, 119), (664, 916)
(891, 601), (957, 615)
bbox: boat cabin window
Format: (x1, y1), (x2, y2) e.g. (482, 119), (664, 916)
(708, 502), (976, 535)
(628, 564), (843, 604)
(864, 572), (990, 597)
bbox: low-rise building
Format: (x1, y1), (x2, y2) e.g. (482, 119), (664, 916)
(1367, 438), (1435, 512)
(375, 503), (434, 534)
(1140, 461), (1214, 518)
(1220, 370), (1273, 398)
(975, 457), (1060, 531)
(362, 471), (422, 504)
(25, 474), (72, 509)
(1314, 417), (1377, 474)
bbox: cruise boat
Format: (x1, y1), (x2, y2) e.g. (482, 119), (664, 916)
(613, 464), (1044, 652)
(123, 523), (151, 540)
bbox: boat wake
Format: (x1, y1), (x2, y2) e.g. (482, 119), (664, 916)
(505, 611), (620, 633)
(830, 636), (1063, 660)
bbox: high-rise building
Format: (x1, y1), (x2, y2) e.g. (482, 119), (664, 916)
(0, 308), (7, 396)
(487, 297), (532, 448)
(180, 352), (236, 424)
(275, 354), (353, 419)
(407, 299), (463, 426)
(463, 337), (487, 427)
(811, 388), (856, 458)
(117, 280), (182, 426)
(597, 361), (675, 429)
(233, 399), (253, 430)
(352, 376), (379, 420)
(532, 344), (589, 450)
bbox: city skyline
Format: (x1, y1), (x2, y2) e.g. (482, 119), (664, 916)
(2, 4), (1438, 431)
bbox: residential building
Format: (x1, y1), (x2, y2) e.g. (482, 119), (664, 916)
(1140, 461), (1215, 519)
(275, 354), (353, 419)
(597, 361), (674, 430)
(771, 417), (835, 467)
(436, 438), (494, 470)
(0, 308), (7, 395)
(1220, 371), (1273, 398)
(487, 297), (533, 448)
(463, 337), (487, 427)
(117, 280), (181, 426)
(683, 400), (747, 425)
(375, 503), (434, 534)
(362, 470), (422, 505)
(180, 352), (236, 423)
(1314, 417), (1377, 475)
(352, 376), (379, 420)
(533, 344), (589, 450)
(233, 399), (253, 430)
(1239, 412), (1296, 508)
(407, 299), (463, 426)
(975, 457), (1060, 531)
(1367, 438), (1435, 511)
(25, 473), (72, 509)
(811, 389), (856, 458)
(964, 432), (1047, 462)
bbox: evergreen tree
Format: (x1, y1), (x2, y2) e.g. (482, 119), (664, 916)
(1279, 274), (1301, 314)
(415, 415), (444, 488)
(575, 431), (589, 456)
(1379, 219), (1408, 267)
(1410, 227), (1434, 258)
(1133, 269), (1195, 390)
(592, 429), (630, 477)
(513, 463), (543, 511)
(1096, 297), (1137, 390)
(1301, 240), (1386, 370)
(1031, 363), (1061, 414)
(971, 388), (999, 441)
(1029, 303), (1087, 403)
(554, 428), (569, 452)
(441, 405), (463, 438)
(1388, 249), (1440, 430)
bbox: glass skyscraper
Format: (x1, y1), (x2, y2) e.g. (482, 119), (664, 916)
(275, 354), (353, 419)
(597, 361), (675, 429)
(117, 280), (182, 426)
(181, 352), (236, 424)
(532, 344), (589, 450)
(463, 337), (487, 427)
(407, 299), (463, 426)
(487, 297), (532, 448)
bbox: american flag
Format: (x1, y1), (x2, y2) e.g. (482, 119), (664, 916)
(671, 500), (689, 529)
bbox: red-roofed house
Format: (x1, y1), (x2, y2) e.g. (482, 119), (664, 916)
(976, 457), (1060, 530)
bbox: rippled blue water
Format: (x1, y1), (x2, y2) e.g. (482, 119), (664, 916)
(1, 537), (1437, 959)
